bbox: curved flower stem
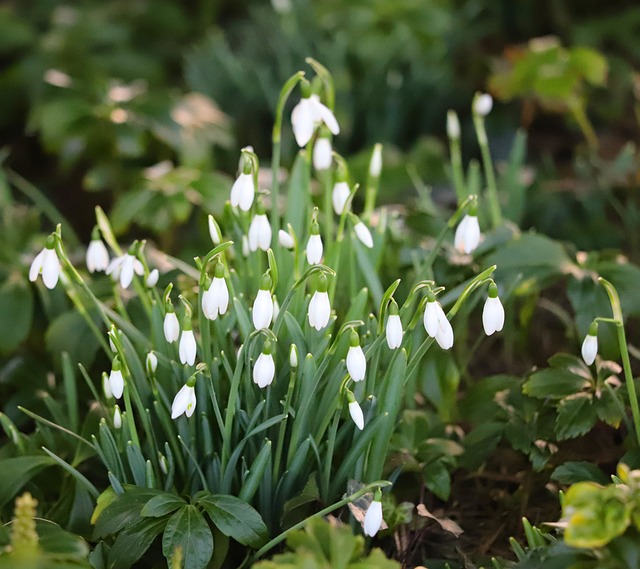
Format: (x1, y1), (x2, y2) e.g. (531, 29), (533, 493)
(599, 277), (640, 446)
(472, 113), (501, 228)
(247, 480), (392, 564)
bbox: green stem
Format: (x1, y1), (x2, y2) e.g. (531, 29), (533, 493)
(122, 384), (140, 448)
(449, 137), (467, 203)
(321, 408), (342, 502)
(273, 368), (297, 482)
(321, 169), (334, 246)
(472, 114), (502, 228)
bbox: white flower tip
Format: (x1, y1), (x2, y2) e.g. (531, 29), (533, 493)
(447, 110), (460, 139)
(348, 400), (364, 430)
(474, 93), (493, 116)
(354, 222), (374, 249)
(146, 269), (159, 287)
(369, 144), (383, 177)
(278, 229), (295, 249)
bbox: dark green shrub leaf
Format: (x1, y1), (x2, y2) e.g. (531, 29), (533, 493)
(0, 277), (33, 353)
(198, 494), (267, 548)
(555, 394), (597, 440)
(141, 494), (186, 517)
(551, 461), (609, 485)
(0, 456), (54, 508)
(162, 505), (213, 569)
(523, 369), (591, 399)
(108, 517), (167, 569)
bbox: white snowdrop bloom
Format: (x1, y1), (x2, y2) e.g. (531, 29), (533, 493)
(109, 360), (124, 400)
(482, 284), (505, 336)
(291, 93), (340, 147)
(202, 264), (229, 321)
(179, 328), (197, 366)
(146, 351), (158, 374)
(447, 110), (461, 140)
(308, 274), (331, 331)
(354, 221), (374, 249)
(313, 137), (333, 171)
(171, 382), (197, 419)
(163, 308), (180, 343)
(278, 229), (295, 249)
(253, 341), (275, 389)
(424, 297), (454, 350)
(347, 391), (364, 430)
(289, 344), (299, 368)
(86, 238), (109, 273)
(29, 241), (61, 290)
(106, 253), (144, 289)
(102, 374), (113, 399)
(385, 302), (403, 349)
(113, 405), (122, 429)
(363, 494), (383, 537)
(581, 322), (598, 366)
(473, 93), (493, 116)
(252, 274), (274, 330)
(208, 214), (221, 245)
(146, 269), (159, 287)
(248, 212), (272, 252)
(454, 214), (481, 254)
(230, 171), (255, 212)
(332, 181), (351, 215)
(346, 330), (366, 382)
(306, 223), (323, 264)
(369, 143), (383, 177)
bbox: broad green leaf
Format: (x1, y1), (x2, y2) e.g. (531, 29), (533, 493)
(555, 394), (597, 440)
(198, 494), (267, 548)
(108, 517), (168, 569)
(93, 486), (161, 539)
(423, 459), (451, 501)
(37, 520), (90, 558)
(551, 461), (608, 485)
(0, 277), (33, 353)
(141, 494), (186, 518)
(523, 368), (591, 399)
(45, 310), (100, 368)
(162, 505), (214, 569)
(0, 456), (55, 508)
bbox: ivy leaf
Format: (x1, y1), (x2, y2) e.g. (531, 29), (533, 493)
(162, 505), (214, 569)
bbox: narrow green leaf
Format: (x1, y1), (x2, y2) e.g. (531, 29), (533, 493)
(0, 456), (55, 508)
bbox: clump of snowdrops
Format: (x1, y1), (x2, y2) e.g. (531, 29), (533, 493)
(25, 60), (505, 568)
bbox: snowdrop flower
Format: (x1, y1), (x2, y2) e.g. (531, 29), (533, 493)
(313, 136), (333, 171)
(363, 490), (383, 537)
(208, 214), (222, 245)
(171, 379), (197, 419)
(289, 344), (299, 368)
(346, 330), (366, 382)
(252, 273), (274, 330)
(113, 405), (122, 429)
(332, 180), (351, 215)
(346, 390), (364, 430)
(102, 373), (112, 399)
(179, 321), (197, 366)
(385, 300), (403, 349)
(424, 294), (454, 350)
(306, 222), (323, 264)
(482, 283), (505, 336)
(29, 237), (60, 289)
(308, 273), (331, 331)
(473, 92), (493, 116)
(581, 322), (598, 366)
(248, 203), (272, 252)
(109, 358), (124, 400)
(163, 304), (180, 343)
(253, 340), (275, 388)
(146, 351), (158, 375)
(202, 263), (229, 321)
(447, 110), (461, 140)
(86, 229), (109, 273)
(146, 268), (159, 287)
(454, 209), (481, 254)
(369, 143), (383, 178)
(230, 166), (255, 212)
(291, 90), (340, 147)
(278, 229), (295, 249)
(354, 221), (374, 249)
(106, 251), (144, 289)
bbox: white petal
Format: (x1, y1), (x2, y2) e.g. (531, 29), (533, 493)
(369, 144), (382, 177)
(29, 250), (45, 282)
(109, 370), (124, 400)
(306, 234), (323, 264)
(146, 269), (159, 287)
(311, 96), (340, 135)
(253, 353), (275, 388)
(171, 385), (192, 419)
(105, 255), (123, 277)
(424, 301), (439, 338)
(354, 222), (374, 248)
(133, 259), (145, 276)
(231, 173), (255, 212)
(164, 312), (180, 343)
(386, 315), (403, 349)
(313, 138), (333, 170)
(474, 93), (493, 116)
(42, 248), (60, 289)
(482, 296), (504, 336)
(146, 352), (158, 373)
(435, 314), (454, 350)
(257, 215), (272, 251)
(308, 291), (330, 330)
(120, 255), (135, 288)
(252, 289), (274, 330)
(454, 216), (469, 253)
(582, 335), (598, 366)
(278, 230), (294, 249)
(185, 387), (197, 417)
(291, 99), (315, 147)
(348, 400), (364, 430)
(216, 277), (229, 315)
(346, 345), (366, 382)
(332, 182), (350, 215)
(113, 406), (122, 429)
(179, 330), (197, 365)
(363, 500), (383, 537)
(462, 216), (481, 254)
(87, 240), (109, 273)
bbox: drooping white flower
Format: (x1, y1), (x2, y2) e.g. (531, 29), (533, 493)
(306, 223), (323, 264)
(347, 390), (364, 430)
(253, 341), (275, 388)
(113, 405), (122, 429)
(363, 492), (383, 537)
(208, 214), (222, 245)
(179, 327), (197, 366)
(308, 274), (331, 331)
(369, 143), (383, 177)
(252, 273), (274, 330)
(202, 263), (229, 321)
(482, 284), (505, 336)
(473, 93), (493, 116)
(109, 359), (124, 400)
(106, 252), (144, 289)
(248, 210), (272, 252)
(278, 229), (295, 249)
(29, 240), (61, 290)
(354, 221), (374, 249)
(581, 322), (598, 366)
(313, 137), (333, 171)
(86, 236), (109, 273)
(447, 110), (460, 140)
(171, 382), (197, 419)
(146, 351), (158, 375)
(163, 306), (180, 343)
(454, 214), (481, 254)
(146, 269), (159, 287)
(291, 93), (340, 147)
(230, 171), (255, 212)
(332, 181), (351, 215)
(385, 301), (403, 349)
(424, 296), (454, 350)
(346, 330), (366, 382)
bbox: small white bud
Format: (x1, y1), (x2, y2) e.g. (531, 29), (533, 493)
(113, 406), (122, 429)
(278, 229), (295, 249)
(473, 93), (493, 116)
(146, 351), (158, 374)
(363, 498), (383, 537)
(354, 222), (374, 248)
(313, 137), (333, 171)
(369, 143), (383, 177)
(146, 268), (159, 287)
(447, 110), (460, 140)
(289, 344), (299, 368)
